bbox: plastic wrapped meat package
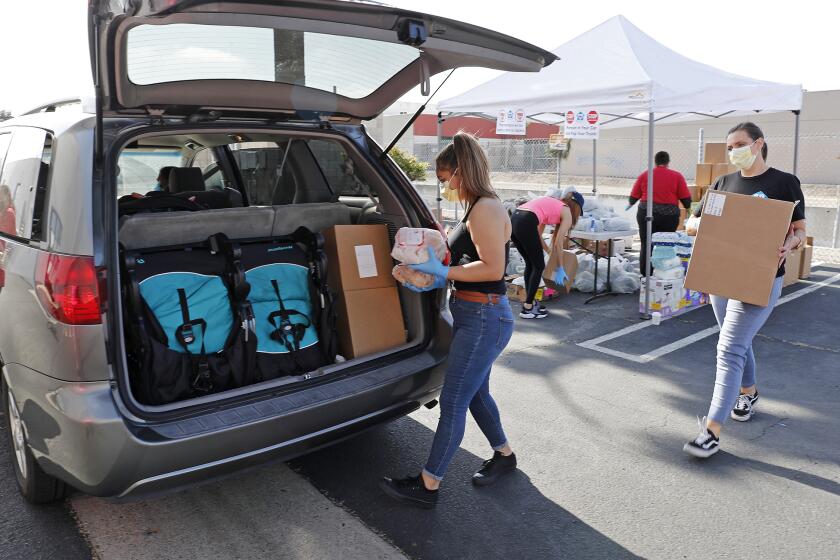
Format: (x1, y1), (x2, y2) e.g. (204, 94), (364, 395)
(391, 228), (448, 265)
(392, 264), (435, 288)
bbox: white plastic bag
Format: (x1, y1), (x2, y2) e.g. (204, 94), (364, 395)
(612, 272), (641, 294)
(577, 253), (596, 274)
(602, 217), (633, 231)
(391, 228), (447, 264)
(573, 270), (606, 293)
(590, 207), (615, 220)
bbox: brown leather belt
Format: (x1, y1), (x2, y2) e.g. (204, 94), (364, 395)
(453, 290), (503, 304)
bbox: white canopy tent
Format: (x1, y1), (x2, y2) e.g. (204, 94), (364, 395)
(438, 15), (804, 317)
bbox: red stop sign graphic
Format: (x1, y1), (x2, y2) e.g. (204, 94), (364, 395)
(586, 111), (599, 124)
(566, 111), (574, 124)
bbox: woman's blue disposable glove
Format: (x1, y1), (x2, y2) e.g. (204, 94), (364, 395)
(401, 274), (447, 292)
(409, 247), (450, 280)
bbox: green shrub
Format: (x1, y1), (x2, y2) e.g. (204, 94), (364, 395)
(390, 146), (428, 181)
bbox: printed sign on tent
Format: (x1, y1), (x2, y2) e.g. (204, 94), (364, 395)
(548, 133), (568, 151)
(495, 107), (527, 135)
(564, 109), (600, 139)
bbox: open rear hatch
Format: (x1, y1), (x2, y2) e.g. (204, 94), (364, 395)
(89, 0), (556, 120)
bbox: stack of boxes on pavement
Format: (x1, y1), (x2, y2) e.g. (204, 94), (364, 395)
(681, 142), (737, 230)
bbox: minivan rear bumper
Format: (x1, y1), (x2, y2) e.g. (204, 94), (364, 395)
(2, 348), (447, 499)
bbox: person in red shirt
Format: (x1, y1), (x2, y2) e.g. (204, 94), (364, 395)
(629, 151), (692, 274)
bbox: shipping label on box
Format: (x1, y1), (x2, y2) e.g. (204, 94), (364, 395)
(685, 192), (794, 306)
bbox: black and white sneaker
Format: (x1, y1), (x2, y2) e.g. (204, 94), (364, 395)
(731, 391), (759, 422)
(519, 305), (548, 319)
(683, 416), (720, 459)
(379, 474), (438, 509)
(472, 451), (517, 487)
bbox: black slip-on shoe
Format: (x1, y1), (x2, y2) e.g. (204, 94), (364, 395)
(731, 391), (759, 422)
(472, 451), (517, 487)
(683, 416), (720, 459)
(379, 474), (438, 509)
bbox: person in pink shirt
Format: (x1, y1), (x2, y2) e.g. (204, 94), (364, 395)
(510, 189), (583, 318)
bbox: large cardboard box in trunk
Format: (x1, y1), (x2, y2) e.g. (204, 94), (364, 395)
(323, 225), (406, 359)
(334, 286), (406, 358)
(704, 143), (728, 164)
(684, 192), (794, 306)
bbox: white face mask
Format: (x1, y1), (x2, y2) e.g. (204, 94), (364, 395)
(729, 142), (758, 170)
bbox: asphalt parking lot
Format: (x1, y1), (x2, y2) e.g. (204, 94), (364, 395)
(2, 266), (839, 560)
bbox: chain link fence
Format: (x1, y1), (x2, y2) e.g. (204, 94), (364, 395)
(411, 133), (840, 263)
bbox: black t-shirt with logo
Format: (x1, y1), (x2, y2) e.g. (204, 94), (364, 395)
(694, 167), (806, 278)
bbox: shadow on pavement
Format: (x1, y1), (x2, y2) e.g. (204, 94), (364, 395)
(290, 416), (642, 560)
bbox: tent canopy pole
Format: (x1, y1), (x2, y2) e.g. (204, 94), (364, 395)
(643, 112), (655, 319)
(793, 110), (801, 176)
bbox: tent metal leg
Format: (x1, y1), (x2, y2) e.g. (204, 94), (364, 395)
(697, 128), (704, 163)
(643, 112), (655, 319)
(592, 139), (597, 194)
(793, 110), (801, 176)
(436, 112), (444, 222)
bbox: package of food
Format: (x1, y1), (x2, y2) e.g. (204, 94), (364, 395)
(392, 264), (435, 289)
(390, 228), (448, 265)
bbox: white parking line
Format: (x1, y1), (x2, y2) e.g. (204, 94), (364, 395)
(578, 270), (840, 363)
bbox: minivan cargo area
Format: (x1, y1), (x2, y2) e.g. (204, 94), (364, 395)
(115, 129), (430, 409)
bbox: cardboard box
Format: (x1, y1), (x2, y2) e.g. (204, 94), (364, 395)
(695, 163), (713, 187)
(323, 225), (396, 292)
(711, 163), (737, 183)
(323, 225), (406, 359)
(334, 286), (406, 359)
(639, 276), (685, 316)
(687, 185), (703, 203)
(704, 143), (728, 164)
(543, 249), (579, 293)
(799, 244), (813, 279)
(685, 191), (795, 306)
(783, 247), (803, 287)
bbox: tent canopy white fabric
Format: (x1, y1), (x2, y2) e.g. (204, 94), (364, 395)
(438, 15), (803, 118)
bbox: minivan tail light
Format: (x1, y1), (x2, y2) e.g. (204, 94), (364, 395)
(35, 253), (102, 325)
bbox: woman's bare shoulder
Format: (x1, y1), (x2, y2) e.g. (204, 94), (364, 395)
(472, 197), (508, 218)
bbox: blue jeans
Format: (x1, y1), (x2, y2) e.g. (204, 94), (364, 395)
(707, 276), (784, 424)
(423, 295), (515, 481)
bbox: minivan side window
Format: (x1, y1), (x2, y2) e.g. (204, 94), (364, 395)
(0, 128), (52, 242)
(307, 139), (373, 197)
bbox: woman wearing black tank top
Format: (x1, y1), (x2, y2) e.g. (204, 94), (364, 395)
(380, 133), (517, 509)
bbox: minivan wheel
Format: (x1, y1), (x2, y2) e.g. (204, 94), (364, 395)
(2, 378), (67, 504)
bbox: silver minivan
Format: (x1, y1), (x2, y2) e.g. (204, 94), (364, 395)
(0, 0), (554, 502)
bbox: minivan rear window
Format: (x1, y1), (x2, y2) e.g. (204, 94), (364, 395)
(126, 24), (420, 99)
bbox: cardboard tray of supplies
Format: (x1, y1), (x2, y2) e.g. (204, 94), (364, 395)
(684, 191), (794, 306)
